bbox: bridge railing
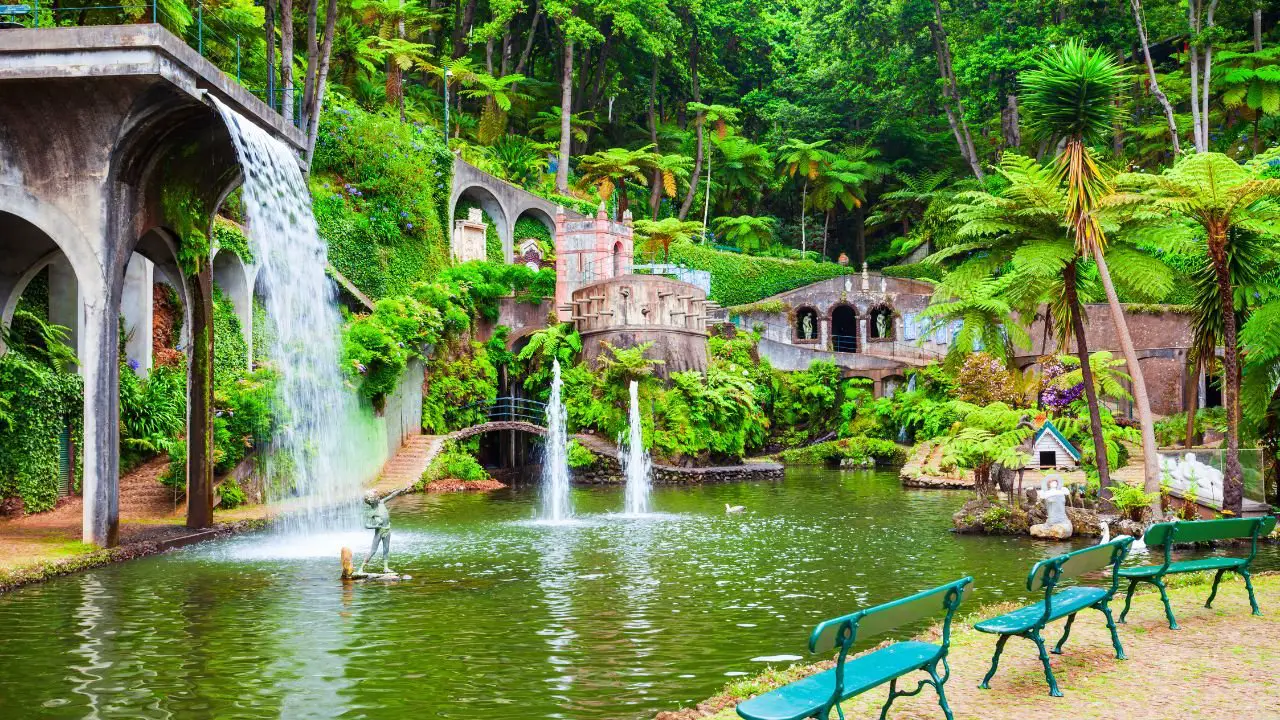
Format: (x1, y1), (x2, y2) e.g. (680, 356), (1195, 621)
(461, 397), (548, 425)
(6, 1), (300, 122)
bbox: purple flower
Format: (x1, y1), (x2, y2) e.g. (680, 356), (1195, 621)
(127, 358), (140, 371)
(400, 211), (408, 218)
(406, 223), (413, 230)
(357, 363), (368, 374)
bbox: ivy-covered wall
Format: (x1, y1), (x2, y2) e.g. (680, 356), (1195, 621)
(312, 100), (454, 300)
(666, 243), (857, 306)
(456, 200), (505, 263)
(513, 216), (554, 257)
(0, 352), (82, 513)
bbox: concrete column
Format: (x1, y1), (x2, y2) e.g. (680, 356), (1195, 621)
(819, 318), (829, 349)
(121, 254), (154, 375)
(81, 298), (119, 547)
(47, 256), (82, 367)
(186, 266), (215, 529)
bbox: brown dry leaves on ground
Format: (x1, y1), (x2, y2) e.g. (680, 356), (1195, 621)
(662, 573), (1280, 720)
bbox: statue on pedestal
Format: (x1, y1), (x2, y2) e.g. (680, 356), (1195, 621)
(359, 487), (410, 575)
(1030, 475), (1074, 539)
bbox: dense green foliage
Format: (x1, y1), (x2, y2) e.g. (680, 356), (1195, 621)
(775, 437), (906, 466)
(420, 442), (490, 486)
(313, 101), (453, 299)
(0, 313), (82, 513)
(666, 243), (854, 306)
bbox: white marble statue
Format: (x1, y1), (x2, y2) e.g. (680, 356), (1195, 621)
(1030, 475), (1074, 539)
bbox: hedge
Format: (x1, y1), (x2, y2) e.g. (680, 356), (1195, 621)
(776, 437), (908, 466)
(880, 262), (944, 283)
(666, 243), (856, 306)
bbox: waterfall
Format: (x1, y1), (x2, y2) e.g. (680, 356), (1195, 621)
(620, 380), (652, 516)
(539, 359), (572, 522)
(213, 100), (377, 531)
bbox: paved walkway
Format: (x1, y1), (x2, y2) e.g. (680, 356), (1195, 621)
(665, 573), (1280, 720)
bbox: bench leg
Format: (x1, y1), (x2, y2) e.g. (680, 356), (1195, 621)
(877, 678), (897, 720)
(1119, 579), (1138, 624)
(927, 661), (955, 720)
(1205, 568), (1228, 608)
(1153, 578), (1179, 630)
(1241, 569), (1261, 616)
(978, 634), (1009, 690)
(1051, 613), (1076, 655)
(1100, 602), (1126, 660)
(1030, 630), (1063, 697)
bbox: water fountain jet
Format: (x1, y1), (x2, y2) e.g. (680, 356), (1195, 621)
(620, 380), (652, 516)
(538, 360), (573, 523)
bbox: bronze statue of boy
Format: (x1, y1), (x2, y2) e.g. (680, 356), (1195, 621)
(359, 487), (408, 574)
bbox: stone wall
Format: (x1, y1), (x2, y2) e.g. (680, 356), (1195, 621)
(571, 275), (710, 376)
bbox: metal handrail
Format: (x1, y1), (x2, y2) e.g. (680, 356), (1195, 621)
(15, 1), (302, 123)
(459, 396), (548, 425)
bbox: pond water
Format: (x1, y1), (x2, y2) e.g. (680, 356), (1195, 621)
(1, 468), (1275, 719)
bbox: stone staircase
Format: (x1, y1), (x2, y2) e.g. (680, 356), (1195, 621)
(370, 434), (445, 495)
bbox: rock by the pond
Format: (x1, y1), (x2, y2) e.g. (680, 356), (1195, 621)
(952, 498), (1030, 535)
(1029, 520), (1073, 539)
(1066, 507), (1103, 537)
(1113, 518), (1146, 539)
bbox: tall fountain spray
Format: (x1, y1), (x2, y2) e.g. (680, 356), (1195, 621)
(540, 359), (573, 522)
(213, 100), (377, 531)
(620, 380), (652, 515)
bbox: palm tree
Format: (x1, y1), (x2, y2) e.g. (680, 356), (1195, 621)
(647, 152), (694, 219)
(943, 154), (1174, 489)
(713, 215), (776, 254)
(1021, 40), (1164, 504)
(350, 0), (434, 121)
(1055, 351), (1133, 404)
(575, 145), (658, 217)
(809, 152), (878, 261)
(632, 218), (703, 263)
(461, 72), (530, 145)
(483, 135), (551, 188)
(867, 168), (954, 242)
(709, 135), (772, 215)
(530, 107), (598, 144)
(777, 139), (835, 257)
(681, 103), (741, 228)
(1217, 45), (1280, 154)
(917, 273), (1031, 369)
(1109, 152), (1280, 513)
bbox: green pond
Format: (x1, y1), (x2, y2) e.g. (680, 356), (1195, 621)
(1, 467), (1275, 719)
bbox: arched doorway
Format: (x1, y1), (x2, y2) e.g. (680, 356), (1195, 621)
(868, 304), (895, 341)
(613, 241), (624, 277)
(831, 305), (857, 353)
(453, 185), (511, 261)
(794, 306), (820, 344)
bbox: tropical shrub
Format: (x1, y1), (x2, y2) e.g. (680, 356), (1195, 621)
(421, 442), (490, 485)
(775, 437), (907, 466)
(954, 352), (1025, 407)
(422, 339), (499, 433)
(0, 342), (82, 513)
(1109, 482), (1160, 522)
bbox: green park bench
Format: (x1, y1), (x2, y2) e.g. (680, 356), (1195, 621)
(736, 576), (971, 720)
(1118, 515), (1277, 630)
(975, 537), (1132, 697)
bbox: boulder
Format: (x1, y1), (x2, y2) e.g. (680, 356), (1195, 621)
(1066, 507), (1103, 537)
(952, 498), (1030, 535)
(1030, 521), (1073, 540)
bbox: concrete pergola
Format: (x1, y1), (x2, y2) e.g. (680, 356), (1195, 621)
(0, 25), (304, 546)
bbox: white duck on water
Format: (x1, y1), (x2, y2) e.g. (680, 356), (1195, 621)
(725, 504), (746, 514)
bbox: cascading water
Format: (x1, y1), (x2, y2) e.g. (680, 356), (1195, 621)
(213, 100), (379, 532)
(539, 359), (572, 522)
(619, 380), (652, 515)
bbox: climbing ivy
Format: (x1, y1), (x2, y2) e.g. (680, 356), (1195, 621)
(513, 216), (554, 257)
(422, 339), (498, 433)
(0, 350), (82, 514)
(212, 286), (248, 389)
(312, 101), (453, 299)
(160, 185), (210, 277)
(212, 217), (254, 263)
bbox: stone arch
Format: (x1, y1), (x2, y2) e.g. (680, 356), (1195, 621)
(453, 184), (512, 261)
(880, 374), (908, 399)
(211, 247), (254, 368)
(830, 303), (858, 353)
(612, 240), (624, 278)
(515, 205), (555, 237)
(794, 306), (820, 344)
(867, 303), (896, 341)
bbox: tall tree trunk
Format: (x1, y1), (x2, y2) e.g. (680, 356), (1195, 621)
(701, 144), (712, 234)
(647, 56), (663, 219)
(1255, 6), (1264, 51)
(1185, 356), (1200, 448)
(1064, 260), (1112, 487)
(1092, 247), (1162, 510)
(928, 0), (984, 180)
(1188, 0), (1220, 152)
(822, 209), (831, 261)
(514, 1), (541, 76)
(1001, 92), (1021, 151)
(616, 177), (628, 216)
(800, 180), (808, 256)
(452, 0), (478, 58)
(1208, 228), (1244, 514)
(303, 0), (337, 167)
(854, 203), (866, 267)
(1131, 0), (1181, 155)
(300, 0), (319, 126)
(555, 37), (574, 194)
(280, 0), (295, 124)
(265, 0), (276, 110)
(678, 23), (702, 220)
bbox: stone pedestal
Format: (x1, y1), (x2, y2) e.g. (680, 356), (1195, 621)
(452, 207), (488, 263)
